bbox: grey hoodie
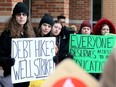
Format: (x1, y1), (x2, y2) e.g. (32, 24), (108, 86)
(0, 75), (13, 87)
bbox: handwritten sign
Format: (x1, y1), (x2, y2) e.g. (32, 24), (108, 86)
(69, 34), (116, 73)
(11, 37), (56, 83)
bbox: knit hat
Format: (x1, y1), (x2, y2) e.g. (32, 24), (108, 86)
(12, 2), (29, 16)
(39, 14), (54, 27)
(78, 20), (91, 34)
(80, 20), (91, 29)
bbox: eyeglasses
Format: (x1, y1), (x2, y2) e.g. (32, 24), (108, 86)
(16, 13), (27, 16)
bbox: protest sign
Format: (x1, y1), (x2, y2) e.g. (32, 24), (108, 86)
(69, 34), (116, 73)
(11, 37), (56, 83)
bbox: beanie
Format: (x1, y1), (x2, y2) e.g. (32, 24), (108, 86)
(39, 14), (54, 27)
(12, 2), (29, 16)
(80, 20), (91, 29)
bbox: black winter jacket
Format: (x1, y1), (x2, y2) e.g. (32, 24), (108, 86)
(57, 26), (74, 63)
(0, 30), (29, 87)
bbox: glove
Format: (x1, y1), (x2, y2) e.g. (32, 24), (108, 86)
(53, 56), (59, 64)
(6, 58), (15, 66)
(0, 56), (15, 66)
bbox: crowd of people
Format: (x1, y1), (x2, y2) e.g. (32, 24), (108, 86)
(0, 1), (115, 87)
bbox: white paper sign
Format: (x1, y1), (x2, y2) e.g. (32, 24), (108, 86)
(11, 37), (56, 83)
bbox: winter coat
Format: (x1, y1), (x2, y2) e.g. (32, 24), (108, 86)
(0, 30), (12, 77)
(93, 18), (116, 35)
(58, 26), (74, 63)
(0, 30), (29, 87)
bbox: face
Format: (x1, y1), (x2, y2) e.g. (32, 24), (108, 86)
(41, 23), (52, 36)
(81, 27), (91, 35)
(101, 25), (110, 35)
(58, 19), (65, 27)
(15, 12), (27, 27)
(52, 23), (62, 36)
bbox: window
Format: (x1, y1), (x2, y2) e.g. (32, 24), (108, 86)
(91, 0), (102, 27)
(23, 0), (31, 15)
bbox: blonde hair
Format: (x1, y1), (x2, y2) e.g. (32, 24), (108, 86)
(70, 25), (77, 31)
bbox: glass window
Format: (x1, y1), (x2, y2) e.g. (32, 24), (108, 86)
(23, 0), (31, 15)
(91, 0), (102, 29)
(93, 0), (102, 21)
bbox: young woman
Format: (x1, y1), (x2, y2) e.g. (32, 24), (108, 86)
(93, 18), (116, 35)
(91, 18), (116, 80)
(52, 20), (62, 36)
(29, 14), (54, 87)
(51, 20), (62, 64)
(34, 14), (54, 37)
(78, 20), (92, 35)
(0, 2), (35, 87)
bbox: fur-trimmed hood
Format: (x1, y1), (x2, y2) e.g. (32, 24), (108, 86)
(93, 18), (116, 35)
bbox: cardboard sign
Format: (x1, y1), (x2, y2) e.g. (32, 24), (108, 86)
(41, 59), (99, 87)
(69, 34), (116, 73)
(11, 37), (56, 83)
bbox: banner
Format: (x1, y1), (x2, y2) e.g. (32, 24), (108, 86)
(69, 34), (116, 73)
(11, 37), (56, 83)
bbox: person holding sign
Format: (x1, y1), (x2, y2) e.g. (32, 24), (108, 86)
(52, 20), (63, 64)
(30, 14), (55, 87)
(77, 20), (99, 79)
(92, 18), (116, 80)
(78, 20), (92, 35)
(93, 18), (116, 35)
(0, 2), (35, 87)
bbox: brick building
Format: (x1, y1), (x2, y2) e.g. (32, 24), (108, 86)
(0, 0), (116, 34)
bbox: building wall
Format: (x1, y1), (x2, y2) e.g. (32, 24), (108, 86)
(69, 0), (91, 28)
(0, 0), (116, 33)
(31, 0), (91, 28)
(103, 0), (116, 27)
(31, 0), (69, 27)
